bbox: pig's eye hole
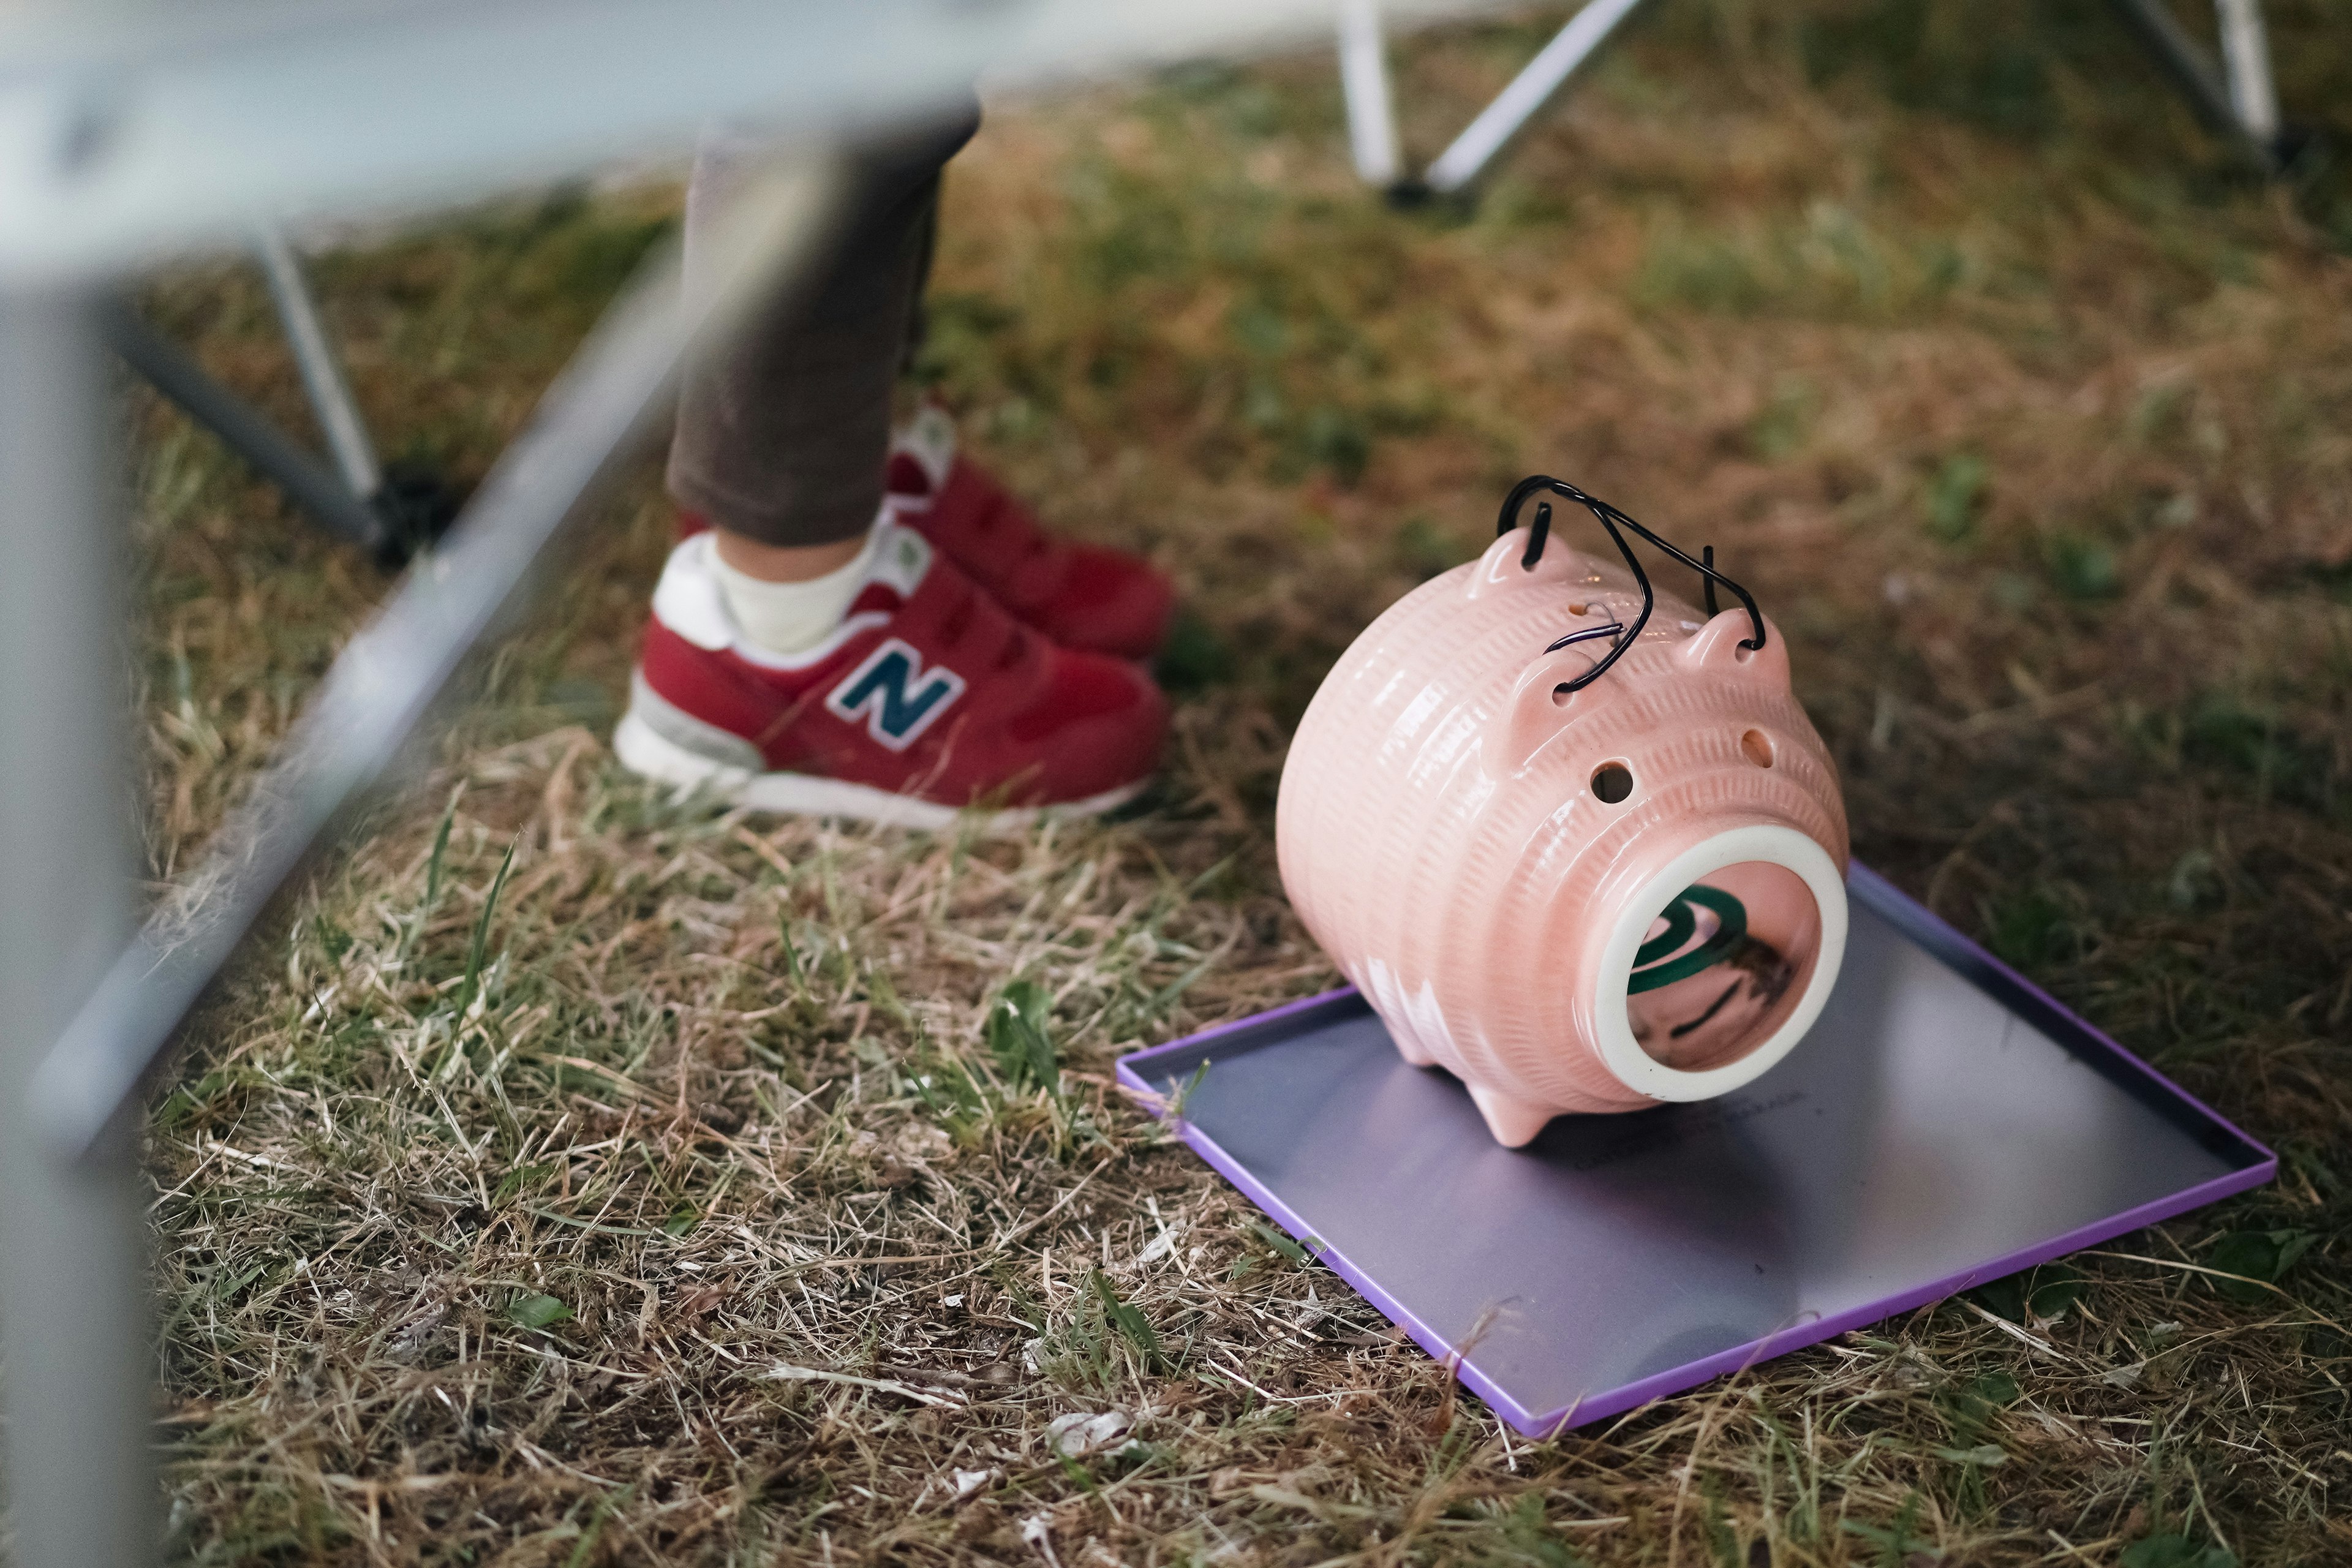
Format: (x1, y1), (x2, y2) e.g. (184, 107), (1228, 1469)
(1741, 729), (1774, 768)
(1592, 763), (1635, 804)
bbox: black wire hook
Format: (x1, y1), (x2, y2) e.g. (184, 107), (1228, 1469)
(1495, 475), (1766, 696)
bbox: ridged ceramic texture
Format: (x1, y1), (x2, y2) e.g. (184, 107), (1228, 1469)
(1277, 526), (1851, 1141)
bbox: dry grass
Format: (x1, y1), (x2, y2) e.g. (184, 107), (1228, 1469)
(106, 2), (2352, 1563)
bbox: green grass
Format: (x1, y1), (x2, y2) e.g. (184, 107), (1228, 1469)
(105, 1), (2352, 1562)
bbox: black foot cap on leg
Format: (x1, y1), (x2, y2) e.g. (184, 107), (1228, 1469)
(368, 461), (469, 567)
(2269, 123), (2328, 178)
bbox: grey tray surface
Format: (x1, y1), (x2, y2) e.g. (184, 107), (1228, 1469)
(1118, 867), (2271, 1433)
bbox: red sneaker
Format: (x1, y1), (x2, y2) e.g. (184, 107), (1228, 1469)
(616, 525), (1167, 829)
(887, 407), (1175, 661)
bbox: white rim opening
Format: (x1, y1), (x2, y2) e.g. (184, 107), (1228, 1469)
(1592, 824), (1847, 1102)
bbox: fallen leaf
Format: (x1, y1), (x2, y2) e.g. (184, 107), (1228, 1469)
(1020, 1510), (1061, 1568)
(1045, 1409), (1133, 1458)
(507, 1293), (571, 1330)
(674, 1284), (728, 1323)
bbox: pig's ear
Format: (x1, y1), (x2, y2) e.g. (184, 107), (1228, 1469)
(1464, 526), (1588, 600)
(1675, 608), (1789, 690)
(1485, 645), (1607, 775)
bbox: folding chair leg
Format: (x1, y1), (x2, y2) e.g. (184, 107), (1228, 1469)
(1422, 0), (1649, 194)
(1338, 0), (1403, 188)
(2106, 0), (2288, 168)
(113, 238), (467, 561)
(107, 303), (391, 553)
(2214, 0), (2281, 149)
(257, 228), (384, 502)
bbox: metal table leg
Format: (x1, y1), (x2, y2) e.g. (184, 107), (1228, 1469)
(2107, 0), (2251, 143)
(32, 155), (841, 1165)
(106, 301), (394, 553)
(5, 152), (833, 1564)
(1348, 0), (2292, 197)
(1339, 0), (1403, 188)
(257, 228), (385, 504)
(255, 229), (472, 559)
(0, 288), (156, 1568)
(116, 232), (467, 564)
(1335, 0), (1652, 199)
(2213, 0), (2281, 152)
(1420, 0), (1648, 195)
(2101, 0), (2290, 168)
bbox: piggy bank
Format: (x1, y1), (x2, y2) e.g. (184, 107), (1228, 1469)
(1276, 481), (1850, 1147)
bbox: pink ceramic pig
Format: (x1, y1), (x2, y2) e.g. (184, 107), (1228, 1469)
(1276, 485), (1850, 1147)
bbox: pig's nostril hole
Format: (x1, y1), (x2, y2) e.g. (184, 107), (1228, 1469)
(1741, 729), (1774, 768)
(1552, 683), (1575, 706)
(1592, 763), (1634, 804)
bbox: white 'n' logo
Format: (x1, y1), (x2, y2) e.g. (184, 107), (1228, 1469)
(824, 639), (965, 751)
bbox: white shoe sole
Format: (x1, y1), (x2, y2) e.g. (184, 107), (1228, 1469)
(612, 711), (1148, 832)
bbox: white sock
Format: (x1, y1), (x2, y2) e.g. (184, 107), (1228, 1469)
(710, 521), (885, 655)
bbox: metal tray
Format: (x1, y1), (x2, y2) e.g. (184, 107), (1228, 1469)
(1116, 866), (2273, 1435)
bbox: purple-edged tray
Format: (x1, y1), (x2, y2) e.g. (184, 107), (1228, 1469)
(1116, 865), (2272, 1436)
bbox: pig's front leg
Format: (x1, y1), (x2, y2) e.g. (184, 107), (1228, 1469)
(1392, 1032), (1439, 1068)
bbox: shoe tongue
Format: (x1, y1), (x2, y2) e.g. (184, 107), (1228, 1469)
(890, 405), (958, 492)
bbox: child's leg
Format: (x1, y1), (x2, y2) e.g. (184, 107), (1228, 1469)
(619, 113), (1168, 826)
(666, 113), (978, 560)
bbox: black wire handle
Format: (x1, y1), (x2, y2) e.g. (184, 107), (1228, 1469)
(1494, 475), (1765, 696)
